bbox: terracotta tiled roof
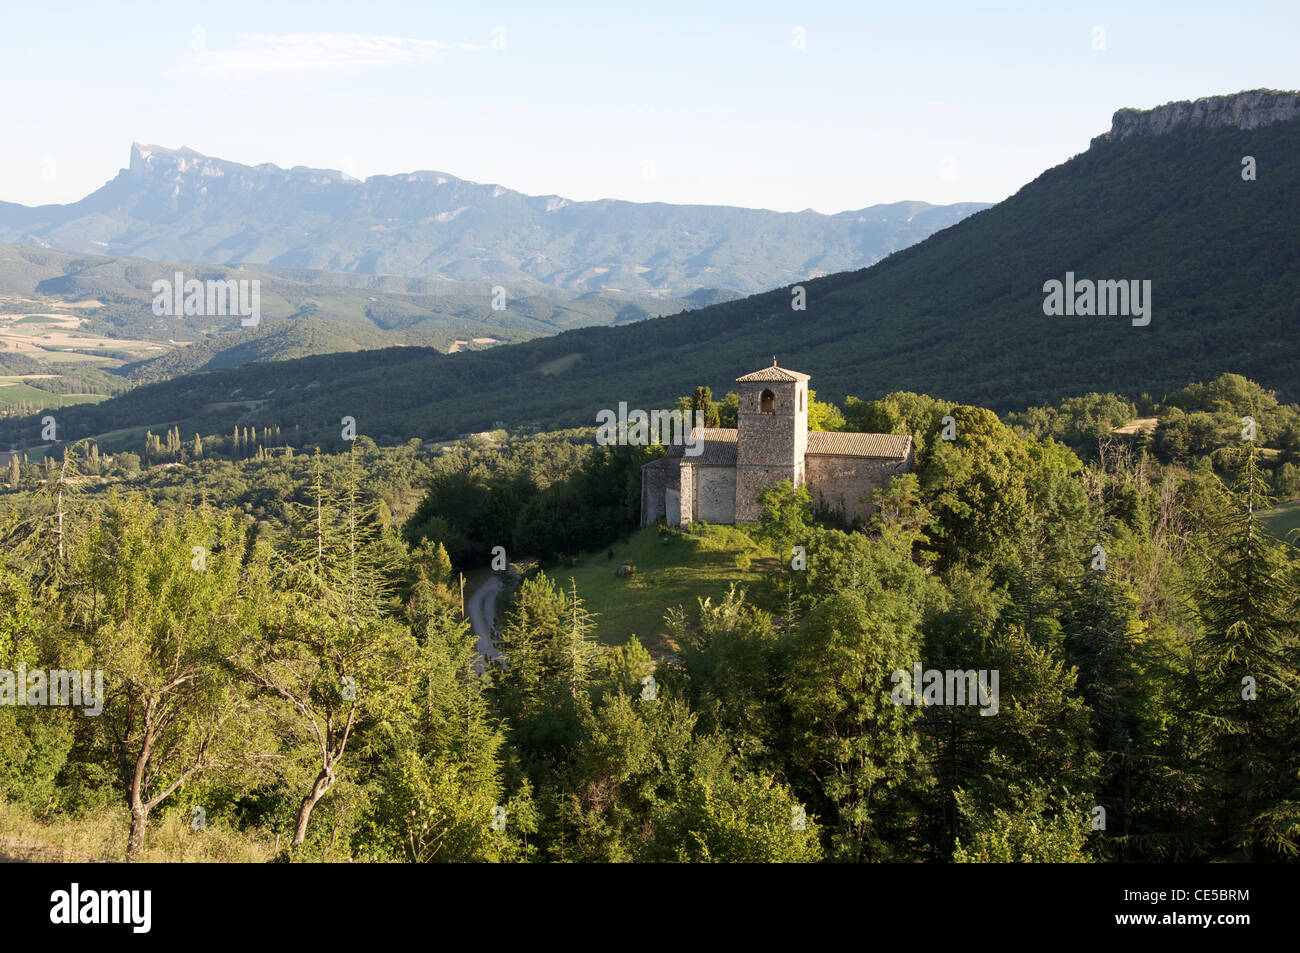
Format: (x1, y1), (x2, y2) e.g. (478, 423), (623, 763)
(692, 427), (738, 443)
(807, 431), (912, 459)
(680, 427), (738, 466)
(735, 364), (811, 383)
(660, 427), (911, 467)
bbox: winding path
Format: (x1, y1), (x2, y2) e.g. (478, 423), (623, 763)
(467, 575), (504, 662)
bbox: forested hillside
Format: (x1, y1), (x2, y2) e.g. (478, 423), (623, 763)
(2, 377), (1296, 862)
(12, 112), (1298, 449)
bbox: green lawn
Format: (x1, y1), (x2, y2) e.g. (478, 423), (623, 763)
(36, 351), (121, 365)
(549, 523), (777, 652)
(0, 382), (108, 408)
(1260, 500), (1300, 546)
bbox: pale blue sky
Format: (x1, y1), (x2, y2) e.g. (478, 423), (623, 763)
(2, 1), (1295, 212)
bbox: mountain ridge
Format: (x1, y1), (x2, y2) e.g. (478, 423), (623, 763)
(8, 93), (1298, 450)
(0, 144), (988, 298)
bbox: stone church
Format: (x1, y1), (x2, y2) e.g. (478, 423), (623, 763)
(640, 361), (914, 527)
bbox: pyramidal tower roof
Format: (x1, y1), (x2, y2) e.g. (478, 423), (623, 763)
(735, 358), (811, 383)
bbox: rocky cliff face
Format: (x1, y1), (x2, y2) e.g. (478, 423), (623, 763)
(1096, 90), (1300, 144)
(128, 142), (358, 189)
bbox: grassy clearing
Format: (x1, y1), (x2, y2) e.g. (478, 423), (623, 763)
(555, 523), (776, 652)
(14, 314), (68, 324)
(1113, 416), (1158, 435)
(0, 382), (107, 408)
(37, 351), (122, 365)
(83, 422), (178, 445)
(1260, 500), (1300, 546)
(0, 801), (277, 863)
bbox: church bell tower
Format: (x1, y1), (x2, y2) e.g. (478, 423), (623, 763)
(733, 359), (809, 522)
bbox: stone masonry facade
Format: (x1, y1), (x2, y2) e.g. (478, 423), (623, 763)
(640, 362), (913, 527)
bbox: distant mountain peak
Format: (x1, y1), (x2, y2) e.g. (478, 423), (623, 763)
(128, 142), (358, 183)
(2, 144), (989, 297)
(1097, 89), (1300, 144)
(129, 142), (205, 173)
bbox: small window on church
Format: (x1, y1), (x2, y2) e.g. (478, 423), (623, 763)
(760, 389), (775, 414)
(799, 389), (804, 412)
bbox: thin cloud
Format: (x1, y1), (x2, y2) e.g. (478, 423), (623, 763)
(184, 33), (454, 75)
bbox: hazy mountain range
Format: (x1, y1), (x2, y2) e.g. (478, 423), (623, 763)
(0, 144), (988, 299)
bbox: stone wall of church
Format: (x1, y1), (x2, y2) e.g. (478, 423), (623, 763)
(640, 462), (680, 526)
(735, 465), (797, 523)
(665, 488), (681, 527)
(641, 465), (666, 525)
(806, 454), (909, 526)
(690, 466), (737, 524)
(679, 465), (695, 524)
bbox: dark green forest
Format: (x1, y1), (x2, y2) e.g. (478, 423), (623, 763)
(2, 376), (1297, 862)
